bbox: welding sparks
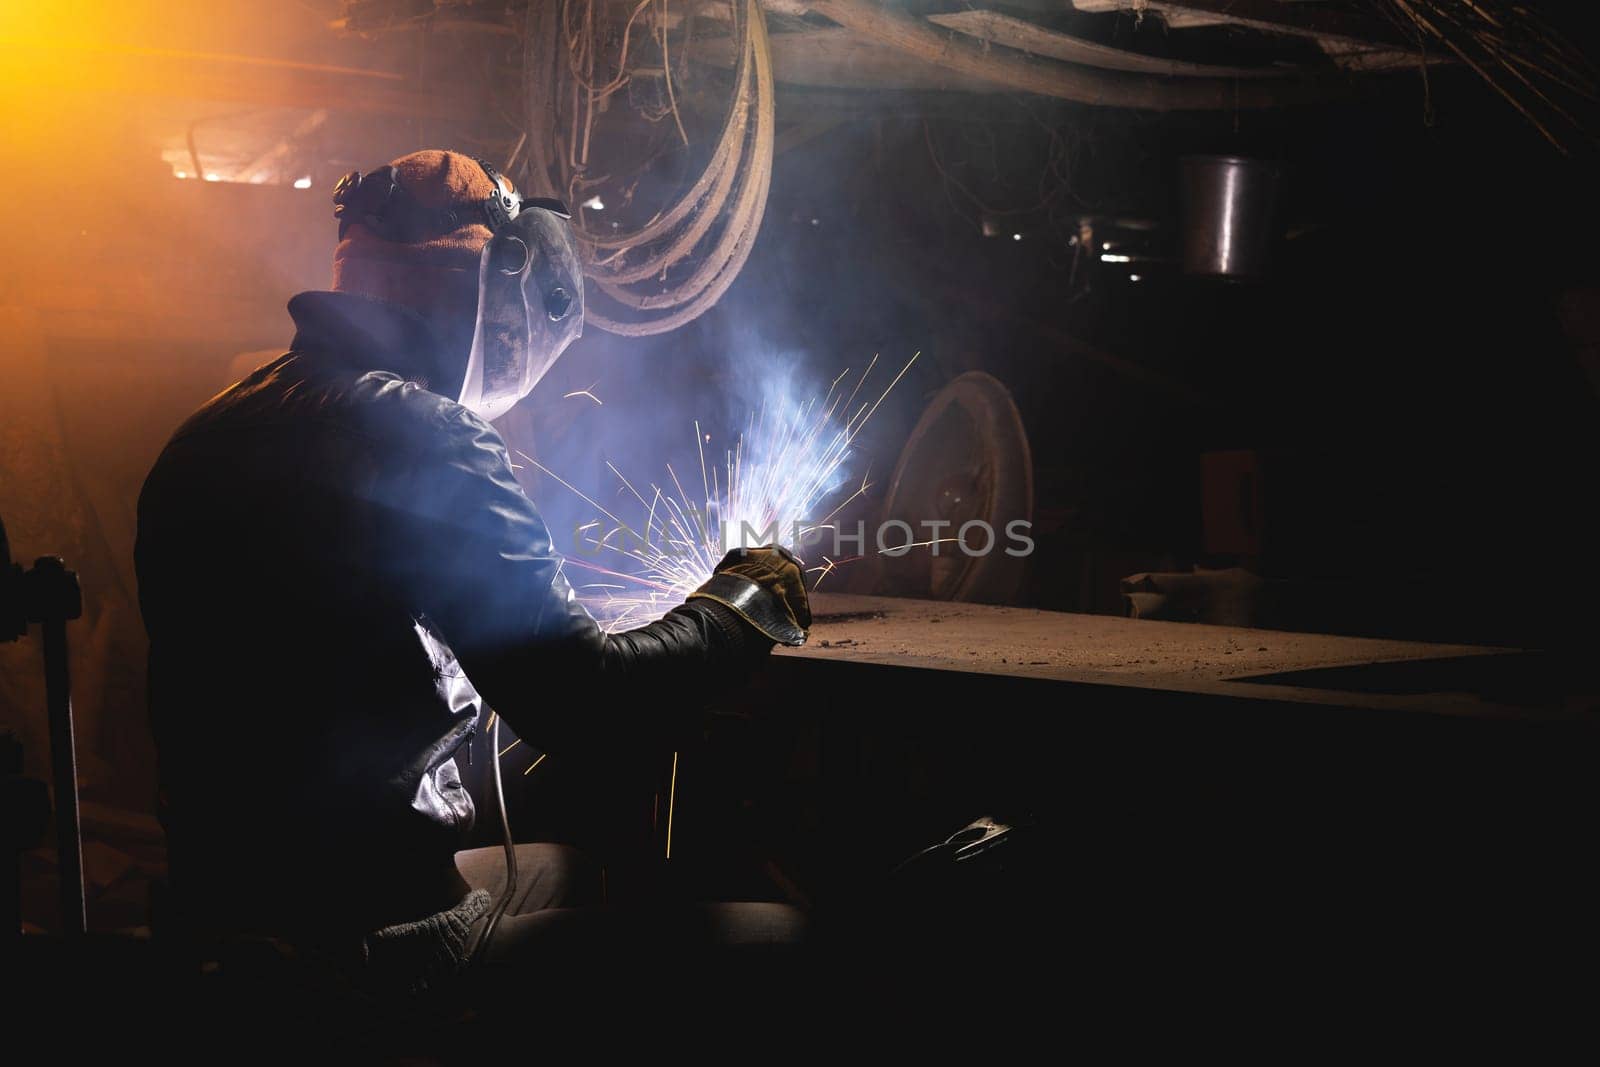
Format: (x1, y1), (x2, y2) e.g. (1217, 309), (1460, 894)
(525, 352), (920, 631)
(883, 536), (964, 554)
(807, 555), (841, 589)
(563, 381), (603, 405)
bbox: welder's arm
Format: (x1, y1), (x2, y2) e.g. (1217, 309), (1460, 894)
(467, 591), (768, 756)
(405, 407), (781, 756)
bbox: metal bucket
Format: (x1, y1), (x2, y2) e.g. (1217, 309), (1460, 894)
(1179, 155), (1288, 280)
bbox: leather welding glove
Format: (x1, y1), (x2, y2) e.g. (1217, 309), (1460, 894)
(688, 545), (812, 647)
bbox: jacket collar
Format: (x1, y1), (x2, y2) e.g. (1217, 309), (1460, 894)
(287, 291), (469, 399)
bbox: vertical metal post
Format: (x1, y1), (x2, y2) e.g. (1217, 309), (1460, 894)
(2, 732), (23, 952)
(42, 613), (86, 937)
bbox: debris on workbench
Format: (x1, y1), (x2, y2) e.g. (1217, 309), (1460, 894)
(786, 592), (1504, 688)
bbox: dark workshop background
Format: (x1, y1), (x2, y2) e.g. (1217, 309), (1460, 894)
(2, 2), (1598, 931)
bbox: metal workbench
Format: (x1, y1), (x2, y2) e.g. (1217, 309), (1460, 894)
(683, 592), (1600, 927)
(777, 593), (1576, 720)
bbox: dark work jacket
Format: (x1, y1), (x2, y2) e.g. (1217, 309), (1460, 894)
(135, 291), (755, 939)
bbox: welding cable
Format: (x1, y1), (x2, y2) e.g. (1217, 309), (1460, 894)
(576, 2), (753, 254)
(583, 0), (755, 275)
(584, 0), (775, 335)
(468, 711), (518, 968)
(521, 0), (777, 336)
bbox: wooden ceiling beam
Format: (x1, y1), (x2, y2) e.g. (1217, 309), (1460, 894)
(1, 42), (485, 121)
(1070, 1), (1432, 72)
(803, 0), (1328, 109)
(1069, 1), (1414, 49)
(926, 10), (1290, 79)
(683, 26), (1005, 92)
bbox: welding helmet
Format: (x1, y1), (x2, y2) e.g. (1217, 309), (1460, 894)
(461, 197), (586, 421)
(331, 153), (582, 419)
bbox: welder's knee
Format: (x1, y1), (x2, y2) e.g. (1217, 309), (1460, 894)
(454, 843), (602, 914)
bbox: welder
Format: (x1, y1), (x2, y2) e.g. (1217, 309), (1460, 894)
(134, 150), (810, 1000)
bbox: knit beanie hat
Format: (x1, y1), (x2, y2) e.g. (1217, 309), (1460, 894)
(331, 149), (498, 328)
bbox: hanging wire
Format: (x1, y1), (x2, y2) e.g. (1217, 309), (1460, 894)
(521, 0), (777, 336)
(1374, 0), (1598, 153)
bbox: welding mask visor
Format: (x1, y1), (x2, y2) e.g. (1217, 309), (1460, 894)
(460, 207), (585, 421)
